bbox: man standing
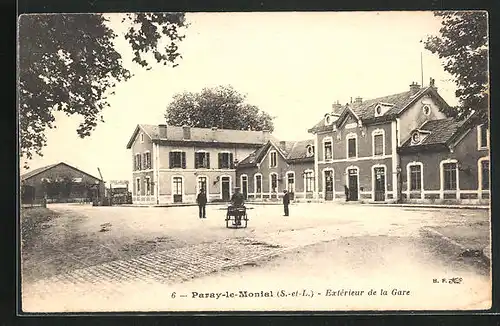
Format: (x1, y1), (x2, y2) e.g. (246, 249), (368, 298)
(344, 185), (350, 202)
(230, 187), (245, 225)
(283, 189), (290, 216)
(196, 189), (207, 219)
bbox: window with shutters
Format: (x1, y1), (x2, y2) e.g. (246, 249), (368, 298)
(347, 133), (357, 159)
(195, 152), (210, 169)
(169, 151), (186, 169)
(145, 177), (151, 195)
(324, 140), (333, 160)
(270, 173), (278, 192)
(442, 162), (457, 190)
(218, 152), (233, 169)
(134, 154), (142, 170)
(372, 129), (384, 156)
(143, 151), (151, 169)
(135, 177), (141, 194)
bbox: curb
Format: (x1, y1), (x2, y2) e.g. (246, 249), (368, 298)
(421, 226), (490, 265)
(364, 203), (489, 210)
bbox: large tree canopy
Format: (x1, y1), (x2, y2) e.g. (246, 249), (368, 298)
(424, 11), (489, 124)
(18, 13), (187, 164)
(164, 85), (275, 132)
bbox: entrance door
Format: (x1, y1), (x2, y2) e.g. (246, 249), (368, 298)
(221, 177), (231, 201)
(241, 176), (248, 199)
(374, 167), (386, 201)
(348, 169), (359, 201)
(173, 177), (183, 203)
(324, 170), (334, 201)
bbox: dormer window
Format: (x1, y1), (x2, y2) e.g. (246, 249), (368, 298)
(374, 102), (394, 117)
(411, 132), (421, 144)
(306, 145), (314, 157)
(410, 130), (431, 145)
(375, 106), (382, 115)
(325, 114), (333, 126)
(422, 105), (431, 116)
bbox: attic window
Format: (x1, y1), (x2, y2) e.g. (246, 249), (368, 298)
(140, 133), (144, 143)
(325, 114), (333, 126)
(375, 106), (382, 115)
(411, 132), (421, 144)
(422, 105), (431, 116)
(306, 145), (314, 157)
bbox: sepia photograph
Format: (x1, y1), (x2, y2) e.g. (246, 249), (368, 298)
(18, 11), (491, 313)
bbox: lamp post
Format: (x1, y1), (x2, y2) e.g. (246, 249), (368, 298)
(396, 166), (402, 203)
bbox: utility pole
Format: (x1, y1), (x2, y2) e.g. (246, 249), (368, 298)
(421, 52), (424, 87)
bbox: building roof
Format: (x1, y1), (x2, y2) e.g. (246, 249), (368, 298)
(238, 139), (314, 167)
(400, 117), (469, 151)
(126, 124), (274, 149)
(309, 86), (450, 133)
(20, 162), (103, 182)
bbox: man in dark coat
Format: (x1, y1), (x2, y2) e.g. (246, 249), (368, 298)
(230, 187), (245, 225)
(344, 185), (350, 202)
(196, 189), (207, 218)
(282, 189), (290, 216)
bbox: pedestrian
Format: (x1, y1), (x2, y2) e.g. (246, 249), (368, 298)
(230, 187), (245, 225)
(344, 185), (349, 202)
(282, 189), (290, 216)
(196, 188), (207, 219)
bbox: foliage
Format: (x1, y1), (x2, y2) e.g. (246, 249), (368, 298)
(164, 85), (275, 132)
(18, 13), (188, 165)
(424, 11), (489, 125)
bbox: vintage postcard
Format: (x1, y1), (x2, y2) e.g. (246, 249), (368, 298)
(18, 11), (491, 313)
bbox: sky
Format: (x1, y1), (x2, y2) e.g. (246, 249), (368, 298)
(20, 11), (459, 183)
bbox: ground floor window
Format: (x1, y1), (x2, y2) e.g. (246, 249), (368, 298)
(305, 171), (314, 192)
(255, 175), (262, 193)
(270, 173), (278, 193)
(197, 176), (207, 192)
(173, 177), (183, 195)
(442, 162), (457, 190)
(287, 173), (295, 192)
(481, 160), (490, 190)
(409, 164), (422, 191)
(144, 177), (151, 195)
(135, 177), (141, 195)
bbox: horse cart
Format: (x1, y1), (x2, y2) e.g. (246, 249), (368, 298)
(225, 206), (248, 228)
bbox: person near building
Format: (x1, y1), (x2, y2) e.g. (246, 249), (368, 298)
(196, 188), (207, 219)
(283, 189), (290, 216)
(229, 187), (245, 225)
(344, 185), (350, 202)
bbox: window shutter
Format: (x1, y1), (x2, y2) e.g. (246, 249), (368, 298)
(194, 153), (199, 169)
(206, 153), (210, 169)
(169, 152), (173, 169)
(229, 153), (234, 169)
(218, 153), (222, 169)
(181, 152), (186, 169)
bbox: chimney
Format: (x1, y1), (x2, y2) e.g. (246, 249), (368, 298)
(332, 100), (342, 116)
(429, 77), (437, 89)
(409, 81), (421, 95)
(354, 97), (363, 105)
(262, 129), (271, 141)
(279, 140), (286, 149)
(182, 125), (191, 140)
(158, 124), (167, 138)
(211, 126), (218, 142)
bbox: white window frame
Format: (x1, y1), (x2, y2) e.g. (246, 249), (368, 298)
(171, 175), (185, 201)
(344, 166), (360, 200)
(371, 129), (385, 157)
(346, 132), (358, 159)
(406, 161), (424, 199)
(254, 173), (263, 195)
(422, 104), (431, 116)
(477, 156), (490, 197)
(306, 145), (314, 157)
(196, 175), (210, 199)
(439, 159), (459, 199)
(219, 150), (233, 169)
(269, 172), (279, 193)
(477, 124), (490, 150)
(269, 150), (277, 168)
(371, 164), (388, 201)
(285, 171), (295, 193)
(170, 149), (184, 169)
(219, 175), (232, 200)
(322, 168), (335, 199)
(144, 151), (151, 169)
(240, 174), (248, 197)
(323, 136), (333, 161)
(303, 169), (315, 193)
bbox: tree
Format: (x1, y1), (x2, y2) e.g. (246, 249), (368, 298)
(164, 85), (275, 132)
(18, 13), (188, 165)
(424, 11), (489, 125)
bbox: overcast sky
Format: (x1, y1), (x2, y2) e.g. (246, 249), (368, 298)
(21, 11), (459, 183)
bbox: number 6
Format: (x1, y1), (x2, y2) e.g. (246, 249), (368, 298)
(171, 292), (176, 299)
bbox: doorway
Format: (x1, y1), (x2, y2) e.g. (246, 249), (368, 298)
(374, 166), (386, 201)
(347, 168), (359, 201)
(172, 176), (183, 203)
(221, 176), (231, 201)
(324, 170), (334, 200)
